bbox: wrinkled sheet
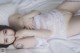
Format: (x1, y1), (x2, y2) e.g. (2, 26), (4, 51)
(7, 34), (80, 53)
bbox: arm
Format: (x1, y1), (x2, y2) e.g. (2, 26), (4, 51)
(16, 29), (51, 39)
(21, 10), (41, 29)
(9, 10), (41, 30)
(14, 37), (37, 49)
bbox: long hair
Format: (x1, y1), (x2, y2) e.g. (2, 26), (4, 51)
(0, 25), (16, 48)
(0, 25), (16, 31)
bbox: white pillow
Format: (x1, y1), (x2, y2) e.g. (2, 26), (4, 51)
(0, 3), (17, 26)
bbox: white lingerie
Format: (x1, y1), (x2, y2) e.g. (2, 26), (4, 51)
(34, 9), (68, 47)
(34, 9), (80, 53)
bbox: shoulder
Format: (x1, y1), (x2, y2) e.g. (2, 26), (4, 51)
(8, 13), (24, 30)
(9, 13), (22, 21)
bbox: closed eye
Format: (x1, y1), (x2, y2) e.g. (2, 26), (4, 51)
(3, 29), (7, 34)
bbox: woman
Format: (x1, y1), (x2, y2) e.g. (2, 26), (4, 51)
(0, 25), (15, 48)
(0, 25), (37, 49)
(9, 0), (80, 49)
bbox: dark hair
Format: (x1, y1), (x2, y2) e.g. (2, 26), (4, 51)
(0, 44), (10, 48)
(0, 25), (16, 31)
(0, 25), (16, 48)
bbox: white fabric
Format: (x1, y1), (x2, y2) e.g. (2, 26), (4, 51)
(0, 0), (80, 53)
(11, 0), (63, 14)
(15, 0), (55, 14)
(35, 37), (48, 47)
(0, 0), (11, 4)
(34, 10), (67, 39)
(48, 34), (80, 53)
(34, 10), (67, 47)
(33, 10), (80, 53)
(0, 3), (17, 26)
(7, 34), (80, 53)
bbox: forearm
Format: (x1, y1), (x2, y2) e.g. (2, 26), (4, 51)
(16, 29), (51, 39)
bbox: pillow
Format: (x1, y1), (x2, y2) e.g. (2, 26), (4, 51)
(0, 3), (17, 26)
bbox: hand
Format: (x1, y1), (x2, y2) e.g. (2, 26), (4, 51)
(21, 10), (41, 29)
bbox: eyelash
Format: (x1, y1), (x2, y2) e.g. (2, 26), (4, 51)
(3, 29), (7, 34)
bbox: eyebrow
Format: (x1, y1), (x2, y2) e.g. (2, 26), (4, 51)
(3, 29), (7, 35)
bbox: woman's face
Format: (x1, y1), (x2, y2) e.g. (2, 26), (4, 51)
(0, 29), (15, 44)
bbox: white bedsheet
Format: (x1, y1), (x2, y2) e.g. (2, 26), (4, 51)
(0, 0), (80, 53)
(6, 34), (80, 53)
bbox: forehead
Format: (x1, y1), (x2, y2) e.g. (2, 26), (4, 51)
(1, 29), (15, 36)
(6, 29), (14, 32)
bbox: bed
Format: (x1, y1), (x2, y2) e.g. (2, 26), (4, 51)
(0, 0), (80, 53)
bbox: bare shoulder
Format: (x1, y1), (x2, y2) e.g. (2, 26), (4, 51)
(8, 13), (21, 21)
(8, 13), (24, 30)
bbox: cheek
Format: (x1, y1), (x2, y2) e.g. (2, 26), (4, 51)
(7, 36), (15, 44)
(0, 33), (4, 44)
(0, 36), (4, 44)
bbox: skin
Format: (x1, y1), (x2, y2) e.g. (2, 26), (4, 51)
(57, 0), (80, 36)
(9, 10), (41, 30)
(13, 29), (51, 49)
(9, 13), (24, 30)
(15, 29), (51, 39)
(9, 0), (80, 49)
(68, 15), (80, 36)
(0, 29), (15, 44)
(14, 37), (37, 49)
